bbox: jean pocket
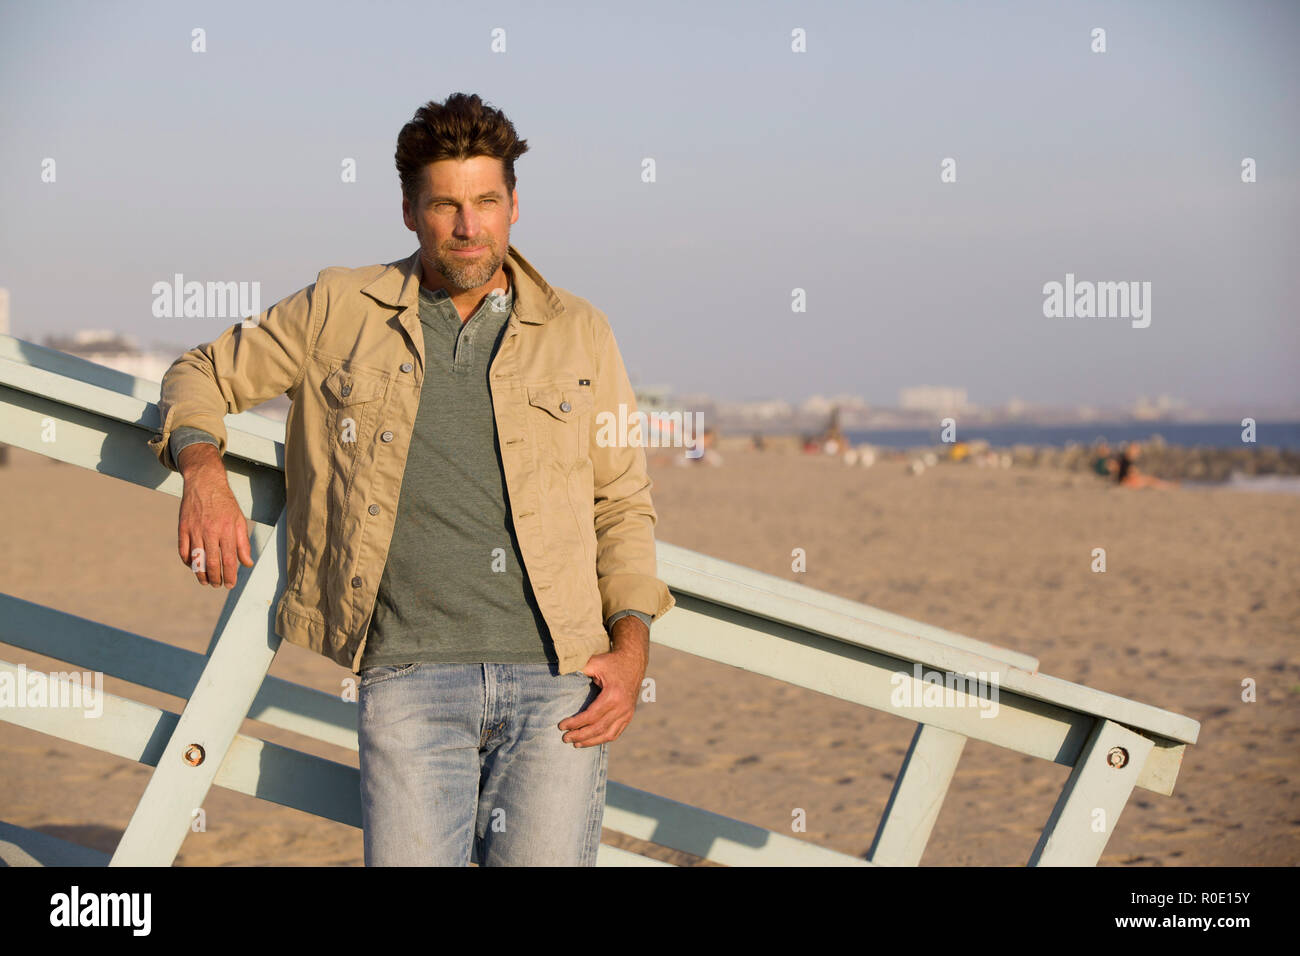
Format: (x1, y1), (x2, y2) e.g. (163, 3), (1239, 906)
(359, 661), (421, 687)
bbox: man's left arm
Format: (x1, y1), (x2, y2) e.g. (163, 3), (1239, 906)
(605, 607), (653, 675)
(558, 317), (675, 748)
(587, 316), (676, 627)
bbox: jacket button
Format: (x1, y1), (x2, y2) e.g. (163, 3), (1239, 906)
(351, 576), (362, 588)
(341, 383), (352, 397)
(400, 363), (413, 373)
(381, 431), (394, 442)
(560, 401), (572, 412)
(368, 504), (380, 515)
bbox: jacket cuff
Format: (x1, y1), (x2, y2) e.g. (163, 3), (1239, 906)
(598, 572), (676, 625)
(149, 407), (229, 473)
(169, 426), (220, 465)
(605, 608), (653, 632)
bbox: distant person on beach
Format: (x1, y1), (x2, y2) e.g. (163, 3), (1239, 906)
(1114, 441), (1176, 489)
(681, 426), (723, 466)
(1093, 441), (1117, 479)
(149, 93), (673, 866)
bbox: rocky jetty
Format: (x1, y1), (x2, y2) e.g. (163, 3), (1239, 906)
(713, 433), (1300, 482)
(998, 438), (1300, 482)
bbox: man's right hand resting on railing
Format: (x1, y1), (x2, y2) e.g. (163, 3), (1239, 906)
(176, 442), (254, 589)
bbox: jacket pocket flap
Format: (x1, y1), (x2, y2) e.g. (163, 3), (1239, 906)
(324, 366), (387, 405)
(527, 384), (591, 422)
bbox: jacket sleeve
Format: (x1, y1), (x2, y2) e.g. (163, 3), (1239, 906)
(589, 314), (676, 625)
(148, 280), (318, 471)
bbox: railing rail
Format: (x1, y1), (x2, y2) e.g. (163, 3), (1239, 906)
(0, 333), (1199, 866)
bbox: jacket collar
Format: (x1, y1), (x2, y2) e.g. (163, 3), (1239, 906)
(360, 244), (562, 325)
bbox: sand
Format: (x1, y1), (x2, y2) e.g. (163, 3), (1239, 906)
(1, 444), (1296, 866)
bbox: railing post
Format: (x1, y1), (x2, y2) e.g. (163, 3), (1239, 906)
(109, 512), (286, 866)
(1027, 717), (1154, 866)
(868, 723), (966, 865)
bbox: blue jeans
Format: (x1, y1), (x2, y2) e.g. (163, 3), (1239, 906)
(357, 661), (609, 866)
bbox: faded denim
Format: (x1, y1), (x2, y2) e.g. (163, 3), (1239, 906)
(358, 661), (608, 866)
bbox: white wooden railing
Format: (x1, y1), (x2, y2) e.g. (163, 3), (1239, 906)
(0, 333), (1199, 866)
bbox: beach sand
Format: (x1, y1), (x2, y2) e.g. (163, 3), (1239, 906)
(1, 445), (1296, 866)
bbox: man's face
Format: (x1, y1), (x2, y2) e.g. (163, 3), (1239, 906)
(402, 156), (519, 293)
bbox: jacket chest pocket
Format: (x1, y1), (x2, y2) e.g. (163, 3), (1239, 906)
(526, 383), (593, 470)
(322, 364), (390, 486)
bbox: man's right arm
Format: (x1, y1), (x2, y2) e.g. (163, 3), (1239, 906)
(175, 438), (253, 588)
(149, 280), (318, 470)
(153, 280), (320, 586)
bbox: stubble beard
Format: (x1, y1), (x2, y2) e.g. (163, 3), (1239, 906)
(430, 235), (508, 293)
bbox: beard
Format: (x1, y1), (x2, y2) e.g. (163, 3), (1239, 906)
(430, 237), (508, 292)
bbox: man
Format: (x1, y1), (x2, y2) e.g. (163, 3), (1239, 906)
(149, 93), (675, 866)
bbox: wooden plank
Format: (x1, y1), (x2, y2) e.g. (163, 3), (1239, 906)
(1027, 718), (1155, 866)
(654, 592), (1197, 746)
(657, 541), (1040, 673)
(0, 352), (285, 460)
(868, 724), (967, 865)
(0, 382), (285, 528)
(0, 820), (111, 867)
(109, 512), (287, 866)
(0, 594), (360, 751)
(1137, 738), (1188, 796)
(595, 844), (676, 867)
(0, 332), (287, 442)
(0, 658), (361, 828)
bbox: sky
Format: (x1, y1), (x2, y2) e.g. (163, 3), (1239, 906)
(1, 0), (1297, 411)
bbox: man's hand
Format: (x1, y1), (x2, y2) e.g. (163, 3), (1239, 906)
(176, 442), (254, 588)
(558, 615), (650, 748)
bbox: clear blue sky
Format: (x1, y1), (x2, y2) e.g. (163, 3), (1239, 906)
(2, 0), (1297, 410)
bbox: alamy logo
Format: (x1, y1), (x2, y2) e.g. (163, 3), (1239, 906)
(889, 661), (1000, 718)
(0, 664), (103, 718)
(49, 886), (150, 935)
(595, 403), (705, 456)
(1042, 273), (1151, 328)
(151, 273), (261, 321)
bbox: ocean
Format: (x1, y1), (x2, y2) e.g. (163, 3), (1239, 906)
(842, 421), (1300, 452)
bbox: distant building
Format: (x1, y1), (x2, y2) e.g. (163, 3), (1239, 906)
(715, 398), (793, 423)
(1132, 394), (1186, 421)
(43, 330), (176, 384)
(798, 394), (835, 417)
(899, 385), (968, 415)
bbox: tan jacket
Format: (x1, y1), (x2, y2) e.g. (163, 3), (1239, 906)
(148, 245), (675, 674)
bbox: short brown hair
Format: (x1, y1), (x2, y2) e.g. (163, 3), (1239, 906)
(395, 93), (529, 206)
